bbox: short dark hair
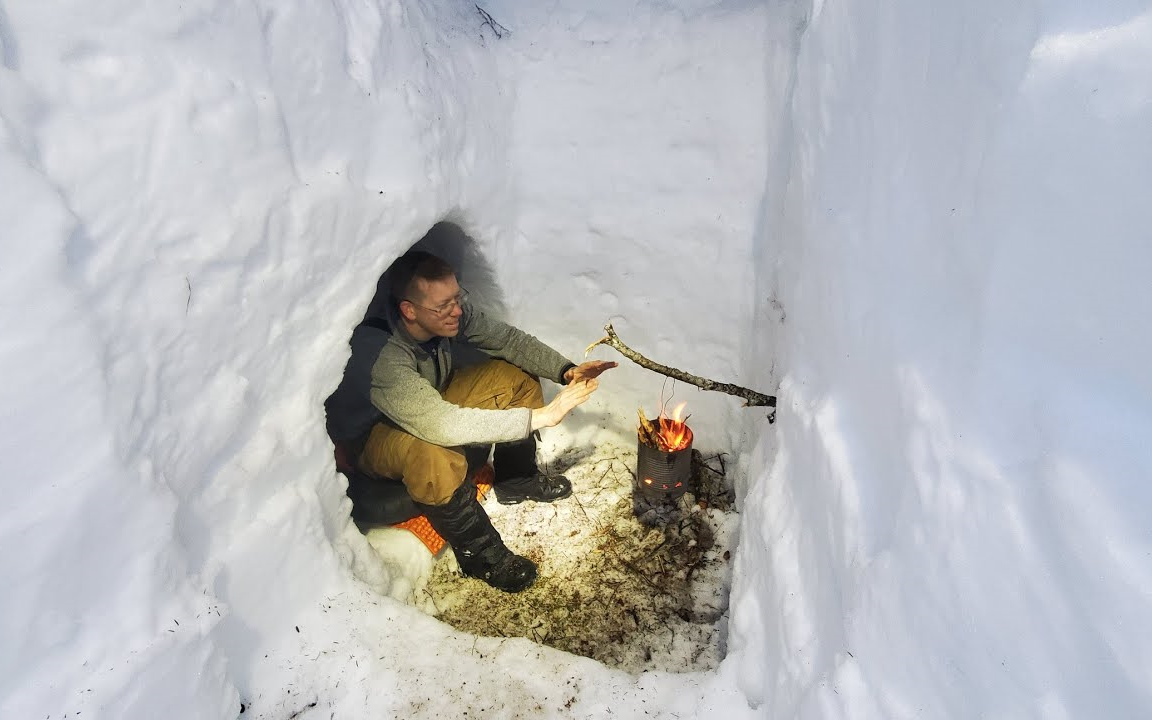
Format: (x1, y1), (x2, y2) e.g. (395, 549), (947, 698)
(388, 250), (455, 305)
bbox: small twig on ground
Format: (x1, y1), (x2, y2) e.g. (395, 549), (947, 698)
(610, 553), (672, 595)
(586, 323), (777, 420)
(594, 463), (622, 509)
(571, 491), (593, 521)
(475, 5), (509, 38)
(588, 483), (609, 506)
(287, 701), (319, 720)
(599, 461), (615, 478)
(700, 453), (726, 477)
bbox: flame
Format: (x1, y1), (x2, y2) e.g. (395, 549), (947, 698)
(657, 401), (692, 452)
(638, 399), (693, 452)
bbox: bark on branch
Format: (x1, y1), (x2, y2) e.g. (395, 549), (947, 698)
(586, 323), (777, 423)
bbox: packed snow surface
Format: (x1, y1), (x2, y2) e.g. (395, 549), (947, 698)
(2, 0), (1150, 718)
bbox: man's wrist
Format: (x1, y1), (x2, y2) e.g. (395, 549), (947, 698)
(530, 406), (553, 432)
(560, 362), (577, 384)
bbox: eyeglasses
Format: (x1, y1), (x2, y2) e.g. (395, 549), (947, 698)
(404, 287), (469, 319)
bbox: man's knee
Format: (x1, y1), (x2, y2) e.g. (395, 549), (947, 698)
(489, 361), (544, 408)
(359, 424), (469, 506)
(444, 359), (544, 410)
(402, 442), (469, 506)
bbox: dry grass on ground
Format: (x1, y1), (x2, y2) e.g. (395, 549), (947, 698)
(421, 443), (737, 674)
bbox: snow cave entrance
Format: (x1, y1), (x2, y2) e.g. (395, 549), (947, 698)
(337, 220), (740, 674)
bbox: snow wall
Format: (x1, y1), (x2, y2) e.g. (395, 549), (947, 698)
(731, 0), (1152, 718)
(1, 0), (527, 715)
(2, 0), (1150, 718)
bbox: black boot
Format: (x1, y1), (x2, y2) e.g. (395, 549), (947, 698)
(415, 480), (537, 593)
(492, 434), (572, 505)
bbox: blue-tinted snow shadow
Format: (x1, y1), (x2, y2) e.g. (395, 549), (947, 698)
(1041, 0), (1149, 35)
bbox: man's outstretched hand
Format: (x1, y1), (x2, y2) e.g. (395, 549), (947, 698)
(531, 378), (600, 431)
(564, 360), (618, 384)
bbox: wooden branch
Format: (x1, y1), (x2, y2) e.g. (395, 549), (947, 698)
(587, 323), (777, 422)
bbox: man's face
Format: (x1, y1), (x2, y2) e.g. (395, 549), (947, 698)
(407, 274), (464, 338)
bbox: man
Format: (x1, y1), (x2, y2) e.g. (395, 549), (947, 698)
(326, 250), (616, 592)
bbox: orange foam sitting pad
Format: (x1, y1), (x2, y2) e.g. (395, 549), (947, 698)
(393, 463), (495, 555)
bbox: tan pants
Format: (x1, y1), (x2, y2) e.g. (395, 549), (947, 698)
(358, 360), (544, 505)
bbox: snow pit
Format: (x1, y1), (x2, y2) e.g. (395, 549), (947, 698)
(4, 0), (1152, 718)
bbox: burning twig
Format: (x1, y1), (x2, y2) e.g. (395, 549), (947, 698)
(586, 323), (777, 421)
(638, 406), (692, 453)
(637, 409), (661, 449)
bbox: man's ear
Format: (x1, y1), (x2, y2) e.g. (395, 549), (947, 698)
(399, 300), (417, 322)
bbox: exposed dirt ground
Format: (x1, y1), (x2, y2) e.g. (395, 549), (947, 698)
(420, 442), (738, 674)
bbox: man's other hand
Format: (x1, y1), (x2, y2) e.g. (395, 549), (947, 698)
(531, 378), (600, 431)
(565, 360), (618, 384)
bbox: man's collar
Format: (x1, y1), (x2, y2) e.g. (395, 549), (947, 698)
(382, 302), (418, 345)
(384, 308), (443, 357)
